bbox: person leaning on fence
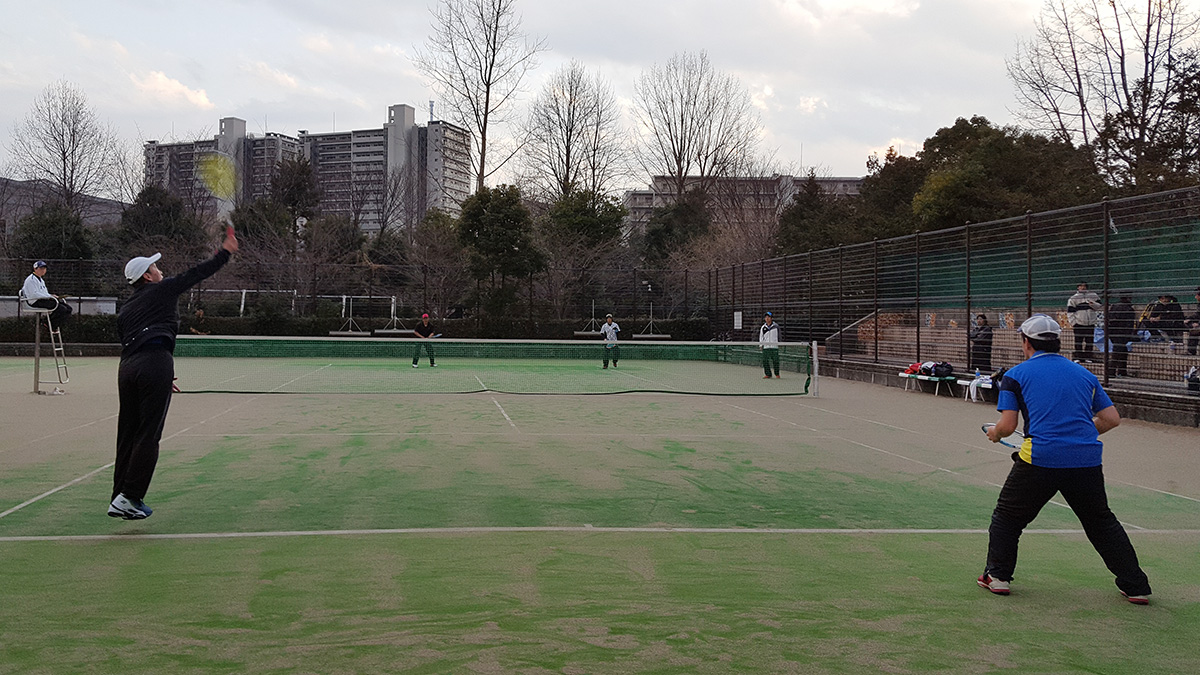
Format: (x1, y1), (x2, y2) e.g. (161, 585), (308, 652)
(968, 314), (994, 373)
(412, 313), (437, 368)
(759, 312), (781, 378)
(979, 314), (1151, 605)
(108, 232), (238, 521)
(600, 313), (620, 369)
(1066, 281), (1101, 362)
(1185, 287), (1200, 356)
(21, 260), (72, 327)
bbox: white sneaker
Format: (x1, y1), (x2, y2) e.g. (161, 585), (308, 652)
(412, 364), (418, 368)
(108, 493), (152, 520)
(977, 573), (1010, 595)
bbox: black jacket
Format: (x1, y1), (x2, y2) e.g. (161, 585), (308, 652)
(118, 250), (231, 358)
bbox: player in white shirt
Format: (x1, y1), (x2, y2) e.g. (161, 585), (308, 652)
(600, 313), (620, 369)
(759, 311), (780, 378)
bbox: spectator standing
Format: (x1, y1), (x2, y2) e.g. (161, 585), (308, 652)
(1066, 282), (1101, 362)
(1107, 295), (1137, 377)
(21, 260), (72, 327)
(968, 314), (994, 373)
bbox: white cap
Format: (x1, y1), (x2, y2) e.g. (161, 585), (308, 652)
(124, 253), (162, 284)
(1019, 314), (1062, 340)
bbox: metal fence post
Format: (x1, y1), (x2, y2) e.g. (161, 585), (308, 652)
(1025, 210), (1033, 318)
(1102, 197), (1111, 387)
(782, 256), (789, 329)
(807, 251), (814, 343)
(915, 231), (922, 363)
(965, 223), (972, 370)
(838, 245), (844, 359)
(873, 238), (879, 364)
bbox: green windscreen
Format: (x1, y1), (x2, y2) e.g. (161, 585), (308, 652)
(172, 337), (815, 395)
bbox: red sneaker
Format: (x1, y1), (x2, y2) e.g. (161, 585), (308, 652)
(977, 574), (1010, 595)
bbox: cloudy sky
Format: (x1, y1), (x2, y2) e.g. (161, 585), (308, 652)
(0, 0), (1045, 187)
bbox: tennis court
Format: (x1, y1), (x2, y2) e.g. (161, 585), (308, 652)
(1, 350), (1198, 673)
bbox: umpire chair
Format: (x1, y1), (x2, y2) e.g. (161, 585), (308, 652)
(19, 290), (70, 394)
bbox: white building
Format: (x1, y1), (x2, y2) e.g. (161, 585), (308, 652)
(144, 105), (472, 234)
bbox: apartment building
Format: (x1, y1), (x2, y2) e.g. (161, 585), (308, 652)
(144, 117), (299, 221)
(144, 105), (472, 234)
(622, 174), (864, 238)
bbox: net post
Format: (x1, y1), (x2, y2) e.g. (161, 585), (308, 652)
(1025, 210), (1033, 318)
(965, 223), (972, 371)
(873, 238), (879, 364)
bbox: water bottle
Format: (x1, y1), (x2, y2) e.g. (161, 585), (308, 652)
(975, 368), (981, 379)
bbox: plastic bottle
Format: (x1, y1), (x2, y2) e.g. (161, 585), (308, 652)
(975, 367), (981, 379)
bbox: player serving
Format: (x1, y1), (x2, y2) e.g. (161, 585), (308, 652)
(600, 313), (619, 369)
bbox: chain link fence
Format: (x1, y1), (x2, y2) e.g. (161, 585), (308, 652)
(706, 186), (1200, 396)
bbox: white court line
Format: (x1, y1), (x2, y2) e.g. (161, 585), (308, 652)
(787, 399), (1200, 504)
(175, 431), (794, 439)
(491, 397), (519, 432)
(0, 463), (114, 520)
(2, 413), (119, 456)
(474, 374), (488, 391)
(723, 402), (1149, 530)
(3, 525), (1198, 543)
(0, 364), (336, 520)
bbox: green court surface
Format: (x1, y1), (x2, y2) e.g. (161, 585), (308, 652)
(1, 356), (1198, 673)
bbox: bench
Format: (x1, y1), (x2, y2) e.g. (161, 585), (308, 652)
(373, 329), (417, 337)
(898, 372), (958, 397)
(957, 377), (995, 402)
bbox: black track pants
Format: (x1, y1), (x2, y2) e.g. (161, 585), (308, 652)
(113, 346), (174, 501)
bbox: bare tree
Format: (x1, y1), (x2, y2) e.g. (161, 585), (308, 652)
(6, 80), (125, 214)
(632, 51), (763, 200)
(413, 0), (547, 193)
(376, 165), (425, 243)
(1007, 0), (1200, 187)
(524, 61), (627, 201)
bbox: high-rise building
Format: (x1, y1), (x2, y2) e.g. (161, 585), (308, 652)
(300, 104), (472, 234)
(144, 117), (299, 221)
(144, 105), (472, 234)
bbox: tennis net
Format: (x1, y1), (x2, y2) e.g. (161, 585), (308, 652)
(172, 336), (816, 395)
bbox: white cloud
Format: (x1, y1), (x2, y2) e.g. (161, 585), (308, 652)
(129, 71), (214, 110)
(247, 62), (299, 90)
(302, 34), (334, 54)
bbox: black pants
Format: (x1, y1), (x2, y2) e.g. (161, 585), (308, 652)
(113, 346), (174, 502)
(1188, 332), (1199, 356)
(969, 346), (992, 373)
(412, 342), (435, 365)
(603, 344), (620, 367)
(984, 452), (1151, 596)
(1072, 326), (1093, 359)
(762, 348), (779, 376)
(29, 298), (71, 326)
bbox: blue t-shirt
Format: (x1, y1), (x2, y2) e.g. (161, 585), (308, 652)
(996, 351), (1114, 468)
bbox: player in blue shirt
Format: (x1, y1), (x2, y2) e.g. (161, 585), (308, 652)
(979, 314), (1151, 604)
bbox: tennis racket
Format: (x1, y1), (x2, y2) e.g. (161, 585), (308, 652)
(981, 423), (1024, 449)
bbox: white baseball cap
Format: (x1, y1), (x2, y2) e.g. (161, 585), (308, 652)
(1019, 314), (1062, 340)
(124, 253), (162, 284)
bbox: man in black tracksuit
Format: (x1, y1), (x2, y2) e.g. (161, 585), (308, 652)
(108, 235), (237, 520)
